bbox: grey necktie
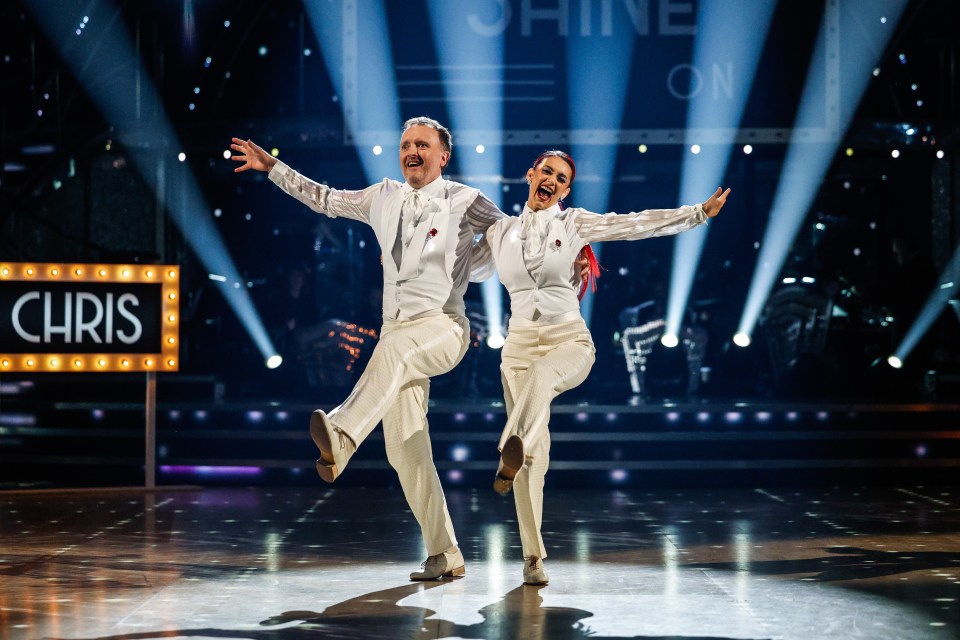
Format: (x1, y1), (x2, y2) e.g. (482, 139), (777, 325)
(392, 191), (424, 268)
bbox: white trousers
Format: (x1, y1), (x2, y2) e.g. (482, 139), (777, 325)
(499, 314), (595, 559)
(328, 312), (469, 556)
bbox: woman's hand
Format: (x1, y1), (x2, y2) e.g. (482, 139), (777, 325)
(575, 251), (590, 284)
(230, 137), (278, 173)
(702, 187), (731, 218)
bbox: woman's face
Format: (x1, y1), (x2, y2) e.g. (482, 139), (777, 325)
(525, 156), (572, 211)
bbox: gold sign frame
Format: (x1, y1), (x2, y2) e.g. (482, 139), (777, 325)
(0, 262), (180, 372)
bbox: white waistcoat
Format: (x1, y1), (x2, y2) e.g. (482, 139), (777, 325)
(269, 161), (502, 321)
(487, 210), (585, 323)
(486, 202), (707, 323)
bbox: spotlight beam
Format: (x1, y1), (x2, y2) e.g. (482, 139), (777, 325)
(893, 244), (960, 363)
(426, 1), (506, 343)
(302, 0), (400, 183)
(567, 4), (636, 328)
(24, 0), (278, 362)
(666, 0), (777, 340)
(737, 0), (909, 339)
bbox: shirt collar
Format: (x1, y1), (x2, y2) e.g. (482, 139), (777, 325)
(402, 175), (445, 200)
(521, 203), (562, 221)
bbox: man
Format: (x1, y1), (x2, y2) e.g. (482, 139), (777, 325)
(231, 117), (501, 581)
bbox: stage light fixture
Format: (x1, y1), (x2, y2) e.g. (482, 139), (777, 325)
(486, 333), (505, 350)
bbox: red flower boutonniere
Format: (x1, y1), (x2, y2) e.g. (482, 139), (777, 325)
(429, 228), (438, 237)
(551, 239), (562, 251)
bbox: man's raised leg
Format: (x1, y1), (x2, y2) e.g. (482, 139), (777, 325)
(308, 314), (467, 482)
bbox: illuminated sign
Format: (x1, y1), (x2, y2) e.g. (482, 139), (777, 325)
(344, 0), (841, 146)
(0, 263), (180, 372)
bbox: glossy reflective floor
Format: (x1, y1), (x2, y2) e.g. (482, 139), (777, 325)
(2, 485), (958, 639)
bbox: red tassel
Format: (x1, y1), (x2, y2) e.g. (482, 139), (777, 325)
(578, 244), (601, 300)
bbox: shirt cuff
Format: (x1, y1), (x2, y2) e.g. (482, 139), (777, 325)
(695, 202), (709, 225)
(267, 160), (291, 186)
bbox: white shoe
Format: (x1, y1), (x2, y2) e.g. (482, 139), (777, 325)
(523, 557), (549, 585)
(410, 547), (465, 581)
(309, 410), (355, 483)
(493, 435), (524, 495)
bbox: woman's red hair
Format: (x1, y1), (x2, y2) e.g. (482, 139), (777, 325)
(577, 245), (600, 300)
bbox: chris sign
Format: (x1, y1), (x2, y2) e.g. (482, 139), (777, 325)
(0, 263), (180, 372)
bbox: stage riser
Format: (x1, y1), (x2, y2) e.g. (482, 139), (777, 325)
(2, 404), (958, 489)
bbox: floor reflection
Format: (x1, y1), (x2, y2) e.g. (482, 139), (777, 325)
(1, 486), (957, 639)
(688, 545), (960, 582)
(42, 579), (767, 640)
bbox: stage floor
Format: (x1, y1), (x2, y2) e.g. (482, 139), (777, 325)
(1, 484), (958, 639)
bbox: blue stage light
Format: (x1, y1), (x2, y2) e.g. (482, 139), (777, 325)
(666, 0), (777, 341)
(567, 5), (636, 328)
(302, 0), (400, 182)
(426, 1), (507, 345)
(891, 246), (960, 365)
(736, 0), (908, 341)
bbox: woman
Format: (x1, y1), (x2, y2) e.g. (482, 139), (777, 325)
(484, 150), (729, 585)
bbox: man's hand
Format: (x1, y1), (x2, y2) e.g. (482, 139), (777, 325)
(702, 187), (731, 218)
(230, 138), (278, 173)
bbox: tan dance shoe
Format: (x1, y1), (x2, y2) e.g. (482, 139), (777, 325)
(523, 556), (549, 585)
(410, 547), (466, 581)
(493, 435), (524, 495)
(309, 410), (356, 483)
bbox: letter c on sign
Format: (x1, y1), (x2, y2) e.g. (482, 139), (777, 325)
(12, 292), (41, 343)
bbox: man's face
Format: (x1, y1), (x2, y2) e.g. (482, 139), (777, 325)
(399, 125), (449, 189)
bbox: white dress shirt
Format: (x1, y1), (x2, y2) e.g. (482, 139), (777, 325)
(486, 202), (708, 323)
(269, 161), (503, 321)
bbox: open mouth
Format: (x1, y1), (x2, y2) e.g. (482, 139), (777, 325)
(535, 185), (553, 202)
(406, 158), (423, 168)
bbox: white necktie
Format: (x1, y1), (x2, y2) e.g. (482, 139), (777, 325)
(518, 207), (558, 282)
(518, 208), (546, 262)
